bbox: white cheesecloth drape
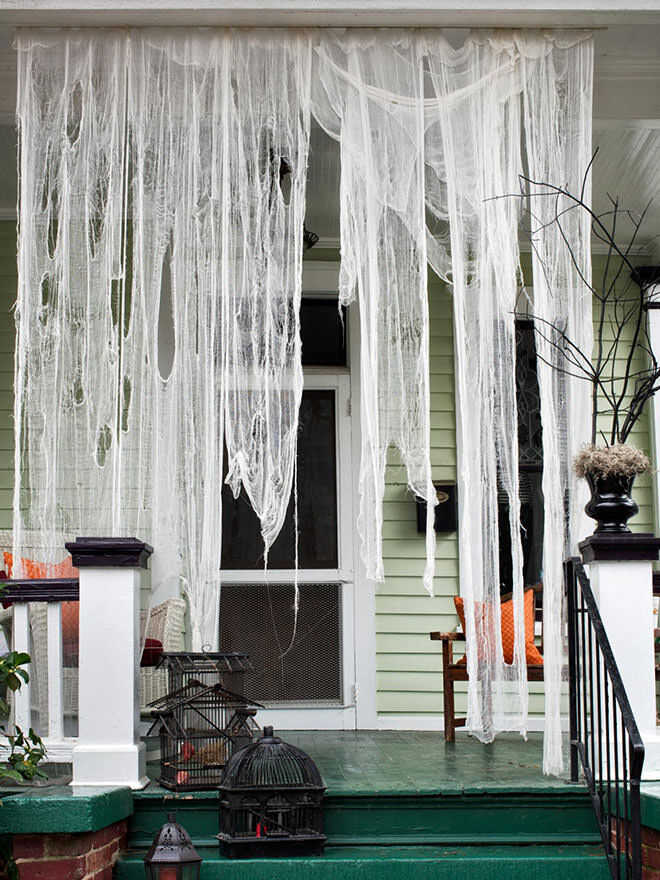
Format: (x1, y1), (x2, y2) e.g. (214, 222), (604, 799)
(15, 27), (592, 771)
(312, 32), (437, 594)
(522, 36), (594, 773)
(312, 28), (593, 772)
(15, 29), (313, 649)
(424, 31), (593, 772)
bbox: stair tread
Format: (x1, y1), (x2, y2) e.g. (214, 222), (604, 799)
(121, 843), (611, 861)
(116, 843), (612, 880)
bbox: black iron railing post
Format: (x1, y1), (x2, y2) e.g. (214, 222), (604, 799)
(565, 556), (645, 880)
(565, 557), (579, 784)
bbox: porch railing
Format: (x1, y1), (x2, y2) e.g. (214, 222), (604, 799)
(1, 578), (79, 757)
(565, 556), (645, 880)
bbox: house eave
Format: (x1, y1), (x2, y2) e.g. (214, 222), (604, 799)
(1, 0), (660, 29)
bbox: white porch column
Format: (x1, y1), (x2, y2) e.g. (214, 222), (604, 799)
(639, 267), (660, 525)
(581, 533), (660, 780)
(67, 537), (152, 789)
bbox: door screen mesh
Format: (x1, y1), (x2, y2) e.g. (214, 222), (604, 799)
(219, 581), (343, 706)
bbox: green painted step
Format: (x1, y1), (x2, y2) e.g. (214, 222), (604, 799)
(128, 789), (602, 848)
(115, 843), (612, 880)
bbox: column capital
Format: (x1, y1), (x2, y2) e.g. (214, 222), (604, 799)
(65, 536), (153, 569)
(579, 532), (660, 563)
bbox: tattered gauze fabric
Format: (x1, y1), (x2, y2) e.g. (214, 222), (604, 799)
(15, 29), (313, 649)
(15, 27), (592, 773)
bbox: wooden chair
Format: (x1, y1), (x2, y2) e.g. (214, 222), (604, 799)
(430, 584), (544, 742)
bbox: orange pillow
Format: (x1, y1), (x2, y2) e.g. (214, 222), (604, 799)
(3, 551), (76, 580)
(454, 588), (543, 666)
(3, 551), (80, 665)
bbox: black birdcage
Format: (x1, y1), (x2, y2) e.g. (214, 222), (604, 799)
(158, 651), (253, 697)
(217, 726), (326, 858)
(148, 680), (261, 791)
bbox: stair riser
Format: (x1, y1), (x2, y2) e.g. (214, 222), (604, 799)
(128, 793), (601, 848)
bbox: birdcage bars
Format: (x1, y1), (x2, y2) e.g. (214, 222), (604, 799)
(217, 727), (326, 858)
(158, 651), (253, 697)
(148, 681), (261, 791)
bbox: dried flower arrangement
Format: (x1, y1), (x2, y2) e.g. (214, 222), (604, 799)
(573, 443), (652, 480)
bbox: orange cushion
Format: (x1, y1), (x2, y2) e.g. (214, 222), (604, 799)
(3, 550), (76, 580)
(454, 588), (543, 666)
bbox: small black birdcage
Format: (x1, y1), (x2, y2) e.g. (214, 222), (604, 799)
(148, 681), (261, 791)
(158, 651), (253, 697)
(217, 726), (326, 858)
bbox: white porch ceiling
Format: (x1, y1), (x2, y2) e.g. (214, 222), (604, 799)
(0, 24), (657, 258)
(0, 1), (659, 28)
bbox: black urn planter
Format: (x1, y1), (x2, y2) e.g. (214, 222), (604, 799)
(584, 471), (639, 534)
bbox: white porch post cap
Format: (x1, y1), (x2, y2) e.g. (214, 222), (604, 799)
(65, 536), (153, 569)
(579, 531), (660, 563)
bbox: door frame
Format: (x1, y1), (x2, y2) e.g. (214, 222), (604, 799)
(220, 369), (358, 730)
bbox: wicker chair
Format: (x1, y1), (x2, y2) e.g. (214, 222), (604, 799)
(139, 598), (186, 706)
(15, 597), (186, 717)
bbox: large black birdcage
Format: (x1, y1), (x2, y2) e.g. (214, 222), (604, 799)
(217, 726), (326, 858)
(148, 680), (261, 791)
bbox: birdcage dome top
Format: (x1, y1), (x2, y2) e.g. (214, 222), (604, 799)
(219, 727), (324, 791)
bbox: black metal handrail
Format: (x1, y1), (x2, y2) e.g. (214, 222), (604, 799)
(565, 556), (645, 880)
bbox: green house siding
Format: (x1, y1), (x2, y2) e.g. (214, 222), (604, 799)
(377, 278), (458, 716)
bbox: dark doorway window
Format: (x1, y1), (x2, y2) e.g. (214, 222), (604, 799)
(300, 298), (347, 367)
(221, 389), (339, 570)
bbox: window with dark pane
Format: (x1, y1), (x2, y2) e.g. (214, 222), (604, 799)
(300, 298), (347, 367)
(221, 389), (338, 569)
(498, 322), (544, 594)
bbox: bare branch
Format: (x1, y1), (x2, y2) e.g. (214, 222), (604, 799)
(511, 156), (658, 447)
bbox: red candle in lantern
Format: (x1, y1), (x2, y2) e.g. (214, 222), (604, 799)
(158, 868), (177, 880)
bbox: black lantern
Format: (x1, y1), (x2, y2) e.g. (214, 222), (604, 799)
(144, 813), (202, 880)
(217, 726), (326, 858)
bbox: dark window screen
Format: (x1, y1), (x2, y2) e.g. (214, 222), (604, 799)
(219, 581), (343, 705)
(221, 390), (338, 569)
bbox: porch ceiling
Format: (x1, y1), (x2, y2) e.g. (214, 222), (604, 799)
(0, 23), (657, 257)
(0, 1), (659, 28)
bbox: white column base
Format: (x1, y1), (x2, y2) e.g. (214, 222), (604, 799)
(581, 534), (660, 782)
(71, 742), (148, 789)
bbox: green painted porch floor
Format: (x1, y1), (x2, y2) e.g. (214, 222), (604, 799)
(143, 729), (570, 797)
(274, 730), (569, 795)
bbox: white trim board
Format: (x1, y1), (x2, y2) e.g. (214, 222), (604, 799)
(375, 714), (570, 732)
(1, 3), (659, 28)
